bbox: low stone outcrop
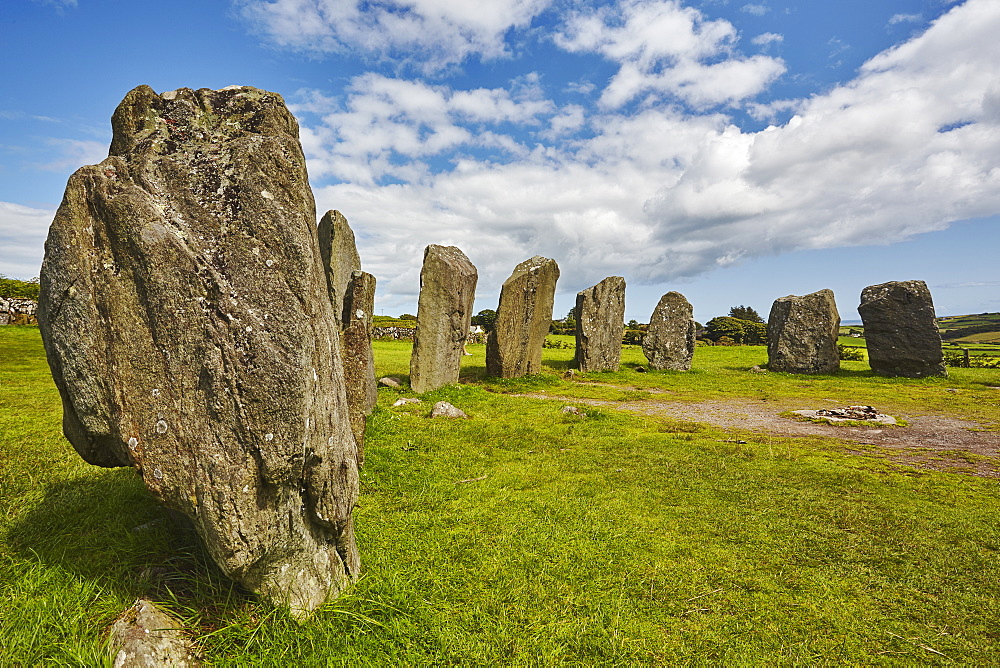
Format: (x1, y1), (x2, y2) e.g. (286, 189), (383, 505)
(38, 85), (359, 615)
(575, 276), (626, 372)
(642, 291), (695, 371)
(486, 256), (560, 378)
(410, 245), (477, 393)
(859, 280), (947, 378)
(767, 289), (840, 374)
(109, 599), (200, 667)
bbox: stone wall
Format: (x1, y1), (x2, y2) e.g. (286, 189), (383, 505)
(1, 298), (38, 325)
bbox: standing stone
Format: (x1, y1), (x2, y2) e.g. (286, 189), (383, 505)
(317, 209), (361, 317)
(341, 270), (377, 465)
(642, 291), (695, 371)
(859, 280), (947, 378)
(767, 289), (840, 374)
(486, 256), (560, 378)
(575, 276), (626, 372)
(37, 85), (359, 616)
(410, 245), (478, 393)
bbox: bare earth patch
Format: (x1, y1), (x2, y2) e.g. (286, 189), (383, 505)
(515, 388), (1000, 478)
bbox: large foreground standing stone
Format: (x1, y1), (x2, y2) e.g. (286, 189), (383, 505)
(575, 276), (625, 372)
(38, 85), (359, 615)
(859, 280), (947, 378)
(767, 289), (840, 374)
(486, 256), (560, 378)
(410, 245), (478, 393)
(642, 291), (695, 371)
(341, 270), (377, 464)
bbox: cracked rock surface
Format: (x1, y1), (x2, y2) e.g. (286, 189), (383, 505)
(38, 85), (359, 615)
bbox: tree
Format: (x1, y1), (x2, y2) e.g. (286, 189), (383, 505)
(0, 274), (40, 300)
(399, 313), (417, 321)
(471, 309), (497, 331)
(728, 305), (764, 323)
(704, 316), (747, 343)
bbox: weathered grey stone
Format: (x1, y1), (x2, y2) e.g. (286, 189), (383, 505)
(317, 209), (361, 317)
(767, 289), (840, 374)
(430, 401), (468, 418)
(859, 280), (947, 378)
(341, 270), (376, 465)
(410, 245), (478, 393)
(38, 85), (359, 616)
(379, 376), (402, 388)
(574, 276), (626, 372)
(642, 291), (695, 371)
(486, 256), (560, 378)
(109, 599), (200, 667)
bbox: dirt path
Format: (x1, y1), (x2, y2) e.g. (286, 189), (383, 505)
(514, 389), (1000, 477)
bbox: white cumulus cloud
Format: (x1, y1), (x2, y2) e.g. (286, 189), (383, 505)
(297, 0), (1000, 308)
(238, 0), (552, 71)
(0, 202), (54, 279)
(554, 0), (785, 109)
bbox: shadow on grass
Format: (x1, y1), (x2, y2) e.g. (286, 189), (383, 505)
(6, 470), (244, 610)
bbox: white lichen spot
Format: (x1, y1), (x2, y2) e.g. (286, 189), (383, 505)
(260, 190), (273, 200)
(155, 419), (168, 434)
(153, 468), (163, 479)
(243, 485), (249, 493)
(265, 259), (274, 267)
(245, 326), (252, 333)
(355, 309), (365, 319)
(251, 247), (260, 256)
(312, 368), (318, 381)
(128, 437), (138, 449)
(151, 388), (160, 397)
(264, 433), (274, 442)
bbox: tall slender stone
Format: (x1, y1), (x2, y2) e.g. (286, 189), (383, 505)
(37, 85), (359, 616)
(317, 209), (361, 317)
(642, 291), (695, 371)
(575, 276), (626, 372)
(486, 256), (560, 378)
(409, 245), (478, 393)
(767, 289), (840, 374)
(342, 270), (377, 464)
(859, 280), (947, 378)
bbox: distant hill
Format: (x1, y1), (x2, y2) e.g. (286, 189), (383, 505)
(937, 312), (1000, 344)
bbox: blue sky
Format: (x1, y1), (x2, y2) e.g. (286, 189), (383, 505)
(2, 0), (998, 324)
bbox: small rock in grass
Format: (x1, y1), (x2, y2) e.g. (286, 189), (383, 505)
(430, 401), (468, 418)
(379, 377), (402, 388)
(561, 405), (586, 417)
(563, 369), (576, 379)
(392, 397), (421, 407)
(109, 599), (201, 667)
(634, 366), (647, 373)
(750, 365), (767, 373)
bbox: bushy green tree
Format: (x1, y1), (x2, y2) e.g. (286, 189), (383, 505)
(0, 275), (40, 300)
(471, 309), (498, 331)
(704, 316), (748, 343)
(728, 305), (764, 323)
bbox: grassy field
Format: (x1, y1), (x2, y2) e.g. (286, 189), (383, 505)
(3, 326), (1000, 664)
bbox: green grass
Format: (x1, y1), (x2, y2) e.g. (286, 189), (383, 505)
(4, 326), (1000, 664)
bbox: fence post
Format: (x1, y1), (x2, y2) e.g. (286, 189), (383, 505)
(963, 349), (970, 368)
